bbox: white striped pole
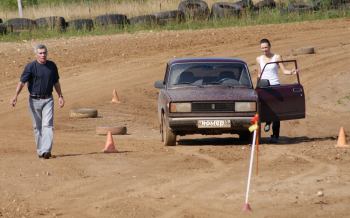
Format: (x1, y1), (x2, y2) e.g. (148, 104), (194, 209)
(243, 123), (257, 211)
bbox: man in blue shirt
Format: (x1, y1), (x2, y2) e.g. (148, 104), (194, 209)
(11, 44), (65, 159)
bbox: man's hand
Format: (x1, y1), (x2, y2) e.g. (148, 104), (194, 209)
(58, 96), (65, 108)
(11, 96), (17, 107)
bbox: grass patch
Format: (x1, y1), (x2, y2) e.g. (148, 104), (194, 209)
(1, 7), (350, 42)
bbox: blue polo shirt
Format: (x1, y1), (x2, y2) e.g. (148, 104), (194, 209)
(20, 60), (59, 96)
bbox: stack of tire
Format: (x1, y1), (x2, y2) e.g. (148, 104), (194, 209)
(129, 15), (159, 26)
(280, 3), (316, 15)
(253, 0), (276, 10)
(153, 10), (185, 25)
(94, 14), (128, 27)
(0, 18), (6, 35)
(66, 18), (94, 31)
(178, 0), (210, 20)
(211, 2), (243, 19)
(35, 16), (66, 32)
(4, 18), (36, 33)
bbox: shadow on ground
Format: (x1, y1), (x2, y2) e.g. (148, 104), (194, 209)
(177, 136), (337, 146)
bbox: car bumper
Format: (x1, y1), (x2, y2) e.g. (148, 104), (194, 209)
(168, 116), (253, 134)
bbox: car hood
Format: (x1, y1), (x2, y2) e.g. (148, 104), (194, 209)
(167, 86), (257, 102)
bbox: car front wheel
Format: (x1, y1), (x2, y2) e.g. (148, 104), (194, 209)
(161, 114), (176, 146)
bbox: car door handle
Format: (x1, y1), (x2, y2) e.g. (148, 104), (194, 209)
(292, 88), (303, 93)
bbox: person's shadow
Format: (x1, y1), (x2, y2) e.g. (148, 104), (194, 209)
(54, 150), (131, 158)
(259, 136), (336, 145)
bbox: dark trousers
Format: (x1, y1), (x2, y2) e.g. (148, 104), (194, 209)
(266, 121), (280, 138)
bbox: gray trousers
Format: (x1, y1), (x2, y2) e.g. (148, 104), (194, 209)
(29, 96), (54, 156)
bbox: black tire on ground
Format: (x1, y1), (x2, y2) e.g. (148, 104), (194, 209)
(280, 3), (316, 14)
(67, 19), (94, 31)
(253, 0), (276, 10)
(291, 46), (315, 56)
(129, 15), (158, 26)
(69, 108), (98, 118)
(35, 16), (66, 31)
(161, 114), (176, 146)
(96, 126), (127, 135)
(211, 2), (242, 19)
(234, 0), (254, 8)
(0, 24), (7, 35)
(5, 18), (37, 31)
(154, 10), (185, 25)
(178, 0), (210, 20)
(94, 14), (129, 27)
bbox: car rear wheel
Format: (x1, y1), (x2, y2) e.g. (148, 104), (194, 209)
(161, 114), (176, 146)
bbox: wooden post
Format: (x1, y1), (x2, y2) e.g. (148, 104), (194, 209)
(17, 0), (23, 18)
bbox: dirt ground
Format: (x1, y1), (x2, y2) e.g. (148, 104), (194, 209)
(1, 18), (350, 218)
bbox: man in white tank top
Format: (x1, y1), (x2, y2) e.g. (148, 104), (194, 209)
(256, 38), (297, 143)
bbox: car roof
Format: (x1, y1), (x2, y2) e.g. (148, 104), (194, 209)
(168, 57), (247, 65)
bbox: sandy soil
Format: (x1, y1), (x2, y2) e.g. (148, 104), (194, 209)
(1, 18), (350, 218)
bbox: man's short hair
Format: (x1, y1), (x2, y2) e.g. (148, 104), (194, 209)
(34, 44), (47, 54)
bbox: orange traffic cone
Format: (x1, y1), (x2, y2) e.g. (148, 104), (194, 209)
(335, 127), (349, 148)
(111, 89), (120, 103)
(103, 131), (118, 153)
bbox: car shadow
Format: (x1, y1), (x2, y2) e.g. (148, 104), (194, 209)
(177, 135), (336, 146)
(259, 136), (336, 145)
(178, 137), (248, 146)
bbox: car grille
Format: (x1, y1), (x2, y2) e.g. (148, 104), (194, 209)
(192, 102), (234, 112)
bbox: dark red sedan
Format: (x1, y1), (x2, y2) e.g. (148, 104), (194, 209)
(154, 58), (305, 146)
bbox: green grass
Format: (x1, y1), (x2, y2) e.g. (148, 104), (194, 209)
(1, 7), (350, 42)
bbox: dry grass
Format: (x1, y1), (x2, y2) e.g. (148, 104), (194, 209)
(0, 0), (205, 20)
(0, 0), (292, 20)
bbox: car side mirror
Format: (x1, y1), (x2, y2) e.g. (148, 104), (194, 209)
(154, 80), (165, 89)
(257, 79), (270, 88)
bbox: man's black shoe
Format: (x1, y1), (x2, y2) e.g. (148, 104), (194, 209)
(42, 152), (51, 159)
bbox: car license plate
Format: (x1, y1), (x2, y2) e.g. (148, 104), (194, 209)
(197, 120), (231, 128)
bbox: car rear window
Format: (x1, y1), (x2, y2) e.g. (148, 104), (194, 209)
(168, 62), (252, 88)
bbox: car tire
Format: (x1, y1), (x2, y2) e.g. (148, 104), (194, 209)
(5, 18), (37, 31)
(178, 0), (210, 20)
(96, 126), (127, 135)
(291, 46), (315, 56)
(211, 2), (242, 19)
(35, 16), (66, 31)
(0, 24), (7, 35)
(161, 114), (176, 146)
(129, 15), (158, 26)
(69, 108), (98, 118)
(94, 14), (129, 27)
(154, 10), (185, 25)
(67, 19), (94, 31)
(253, 0), (276, 10)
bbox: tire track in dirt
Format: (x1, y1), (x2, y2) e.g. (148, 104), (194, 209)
(157, 146), (247, 218)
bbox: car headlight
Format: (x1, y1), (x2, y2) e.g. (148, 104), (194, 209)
(235, 102), (256, 112)
(170, 102), (191, 112)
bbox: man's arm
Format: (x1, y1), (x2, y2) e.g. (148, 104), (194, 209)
(54, 82), (64, 108)
(11, 82), (25, 107)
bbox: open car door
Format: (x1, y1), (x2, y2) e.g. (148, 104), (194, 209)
(256, 60), (305, 122)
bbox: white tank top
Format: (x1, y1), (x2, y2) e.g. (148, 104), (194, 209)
(259, 54), (280, 85)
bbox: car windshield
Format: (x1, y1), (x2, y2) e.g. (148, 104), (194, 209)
(168, 62), (252, 88)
